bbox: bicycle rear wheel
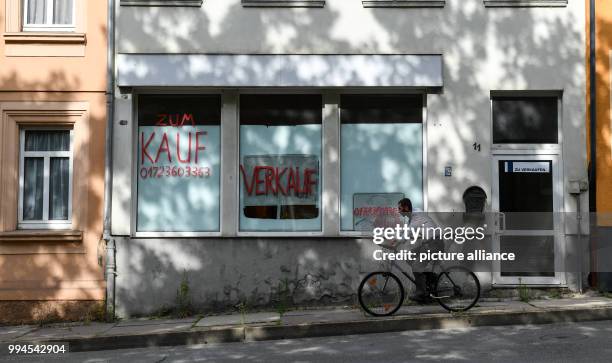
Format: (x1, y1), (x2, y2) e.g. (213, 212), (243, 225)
(434, 266), (480, 312)
(358, 271), (404, 317)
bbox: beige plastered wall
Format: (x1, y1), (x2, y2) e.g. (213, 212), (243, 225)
(0, 0), (107, 309)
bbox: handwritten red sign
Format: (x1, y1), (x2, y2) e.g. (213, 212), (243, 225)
(140, 131), (208, 164)
(240, 165), (317, 197)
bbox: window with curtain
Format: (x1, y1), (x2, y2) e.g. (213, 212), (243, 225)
(23, 0), (75, 31)
(19, 129), (73, 229)
(239, 94), (322, 232)
(340, 95), (424, 232)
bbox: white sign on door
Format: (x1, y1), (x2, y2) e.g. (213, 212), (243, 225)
(504, 161), (550, 173)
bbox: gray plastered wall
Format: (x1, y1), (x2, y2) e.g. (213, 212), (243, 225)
(111, 0), (588, 316)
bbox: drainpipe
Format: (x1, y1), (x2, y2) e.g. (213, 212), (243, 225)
(103, 0), (116, 322)
(589, 0), (598, 287)
(576, 193), (583, 293)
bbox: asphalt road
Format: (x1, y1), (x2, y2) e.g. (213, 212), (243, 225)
(3, 320), (612, 363)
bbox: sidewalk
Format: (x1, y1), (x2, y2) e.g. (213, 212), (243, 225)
(2, 296), (612, 353)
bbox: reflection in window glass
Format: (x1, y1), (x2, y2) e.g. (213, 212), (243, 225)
(492, 97), (558, 144)
(136, 95), (221, 232)
(340, 95), (424, 231)
(239, 95), (322, 232)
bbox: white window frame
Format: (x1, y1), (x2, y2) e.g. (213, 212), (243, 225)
(18, 128), (74, 230)
(489, 91), (566, 287)
(22, 0), (76, 32)
(131, 91), (224, 238)
(237, 91), (325, 236)
(490, 91), (563, 153)
(127, 89), (430, 238)
(339, 93), (428, 237)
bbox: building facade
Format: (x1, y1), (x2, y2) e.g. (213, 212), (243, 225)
(110, 0), (588, 317)
(0, 0), (107, 323)
(592, 0), (612, 291)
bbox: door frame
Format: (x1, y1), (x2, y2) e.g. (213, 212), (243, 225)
(491, 152), (566, 286)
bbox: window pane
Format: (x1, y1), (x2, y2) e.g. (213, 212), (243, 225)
(49, 157), (70, 220)
(136, 95), (221, 232)
(25, 130), (70, 151)
(239, 95), (322, 232)
(26, 0), (47, 25)
(498, 160), (554, 230)
(340, 95), (423, 231)
(53, 0), (73, 25)
(492, 97), (558, 144)
(23, 157), (44, 220)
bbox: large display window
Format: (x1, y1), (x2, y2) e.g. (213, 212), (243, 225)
(239, 95), (322, 232)
(340, 95), (424, 232)
(136, 95), (221, 232)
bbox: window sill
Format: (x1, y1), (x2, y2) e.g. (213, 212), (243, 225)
(3, 32), (86, 57)
(362, 0), (445, 7)
(120, 0), (203, 6)
(4, 32), (86, 44)
(0, 230), (83, 243)
(242, 1), (325, 7)
(483, 0), (567, 7)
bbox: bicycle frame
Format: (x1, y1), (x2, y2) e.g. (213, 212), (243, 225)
(381, 253), (459, 296)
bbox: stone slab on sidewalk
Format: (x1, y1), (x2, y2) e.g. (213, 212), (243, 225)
(100, 322), (194, 337)
(0, 326), (36, 341)
(196, 312), (280, 327)
(115, 317), (198, 327)
(528, 297), (612, 309)
(1, 296), (612, 352)
(15, 323), (113, 342)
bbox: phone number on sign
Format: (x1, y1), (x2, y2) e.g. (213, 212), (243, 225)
(140, 166), (211, 179)
(6, 344), (67, 355)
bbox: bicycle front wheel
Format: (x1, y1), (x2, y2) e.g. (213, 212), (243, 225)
(435, 266), (480, 312)
(358, 271), (404, 317)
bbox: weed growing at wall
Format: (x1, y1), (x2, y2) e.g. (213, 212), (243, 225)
(175, 270), (193, 318)
(275, 278), (292, 317)
(518, 279), (532, 303)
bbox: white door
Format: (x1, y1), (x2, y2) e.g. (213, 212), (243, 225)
(492, 154), (565, 285)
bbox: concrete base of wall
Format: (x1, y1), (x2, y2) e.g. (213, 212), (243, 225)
(0, 301), (104, 326)
(113, 236), (499, 318)
(112, 234), (589, 318)
(593, 226), (612, 292)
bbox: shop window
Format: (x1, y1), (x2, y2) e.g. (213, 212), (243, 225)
(492, 96), (558, 144)
(239, 95), (322, 232)
(19, 129), (73, 229)
(340, 95), (424, 232)
(136, 95), (221, 232)
(23, 0), (75, 31)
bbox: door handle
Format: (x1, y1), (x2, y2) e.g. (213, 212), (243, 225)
(499, 212), (506, 231)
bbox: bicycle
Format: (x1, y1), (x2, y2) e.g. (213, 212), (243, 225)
(358, 246), (481, 316)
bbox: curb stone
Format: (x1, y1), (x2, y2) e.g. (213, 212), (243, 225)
(19, 306), (612, 352)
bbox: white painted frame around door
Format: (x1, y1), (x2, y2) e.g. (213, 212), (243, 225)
(491, 153), (566, 286)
